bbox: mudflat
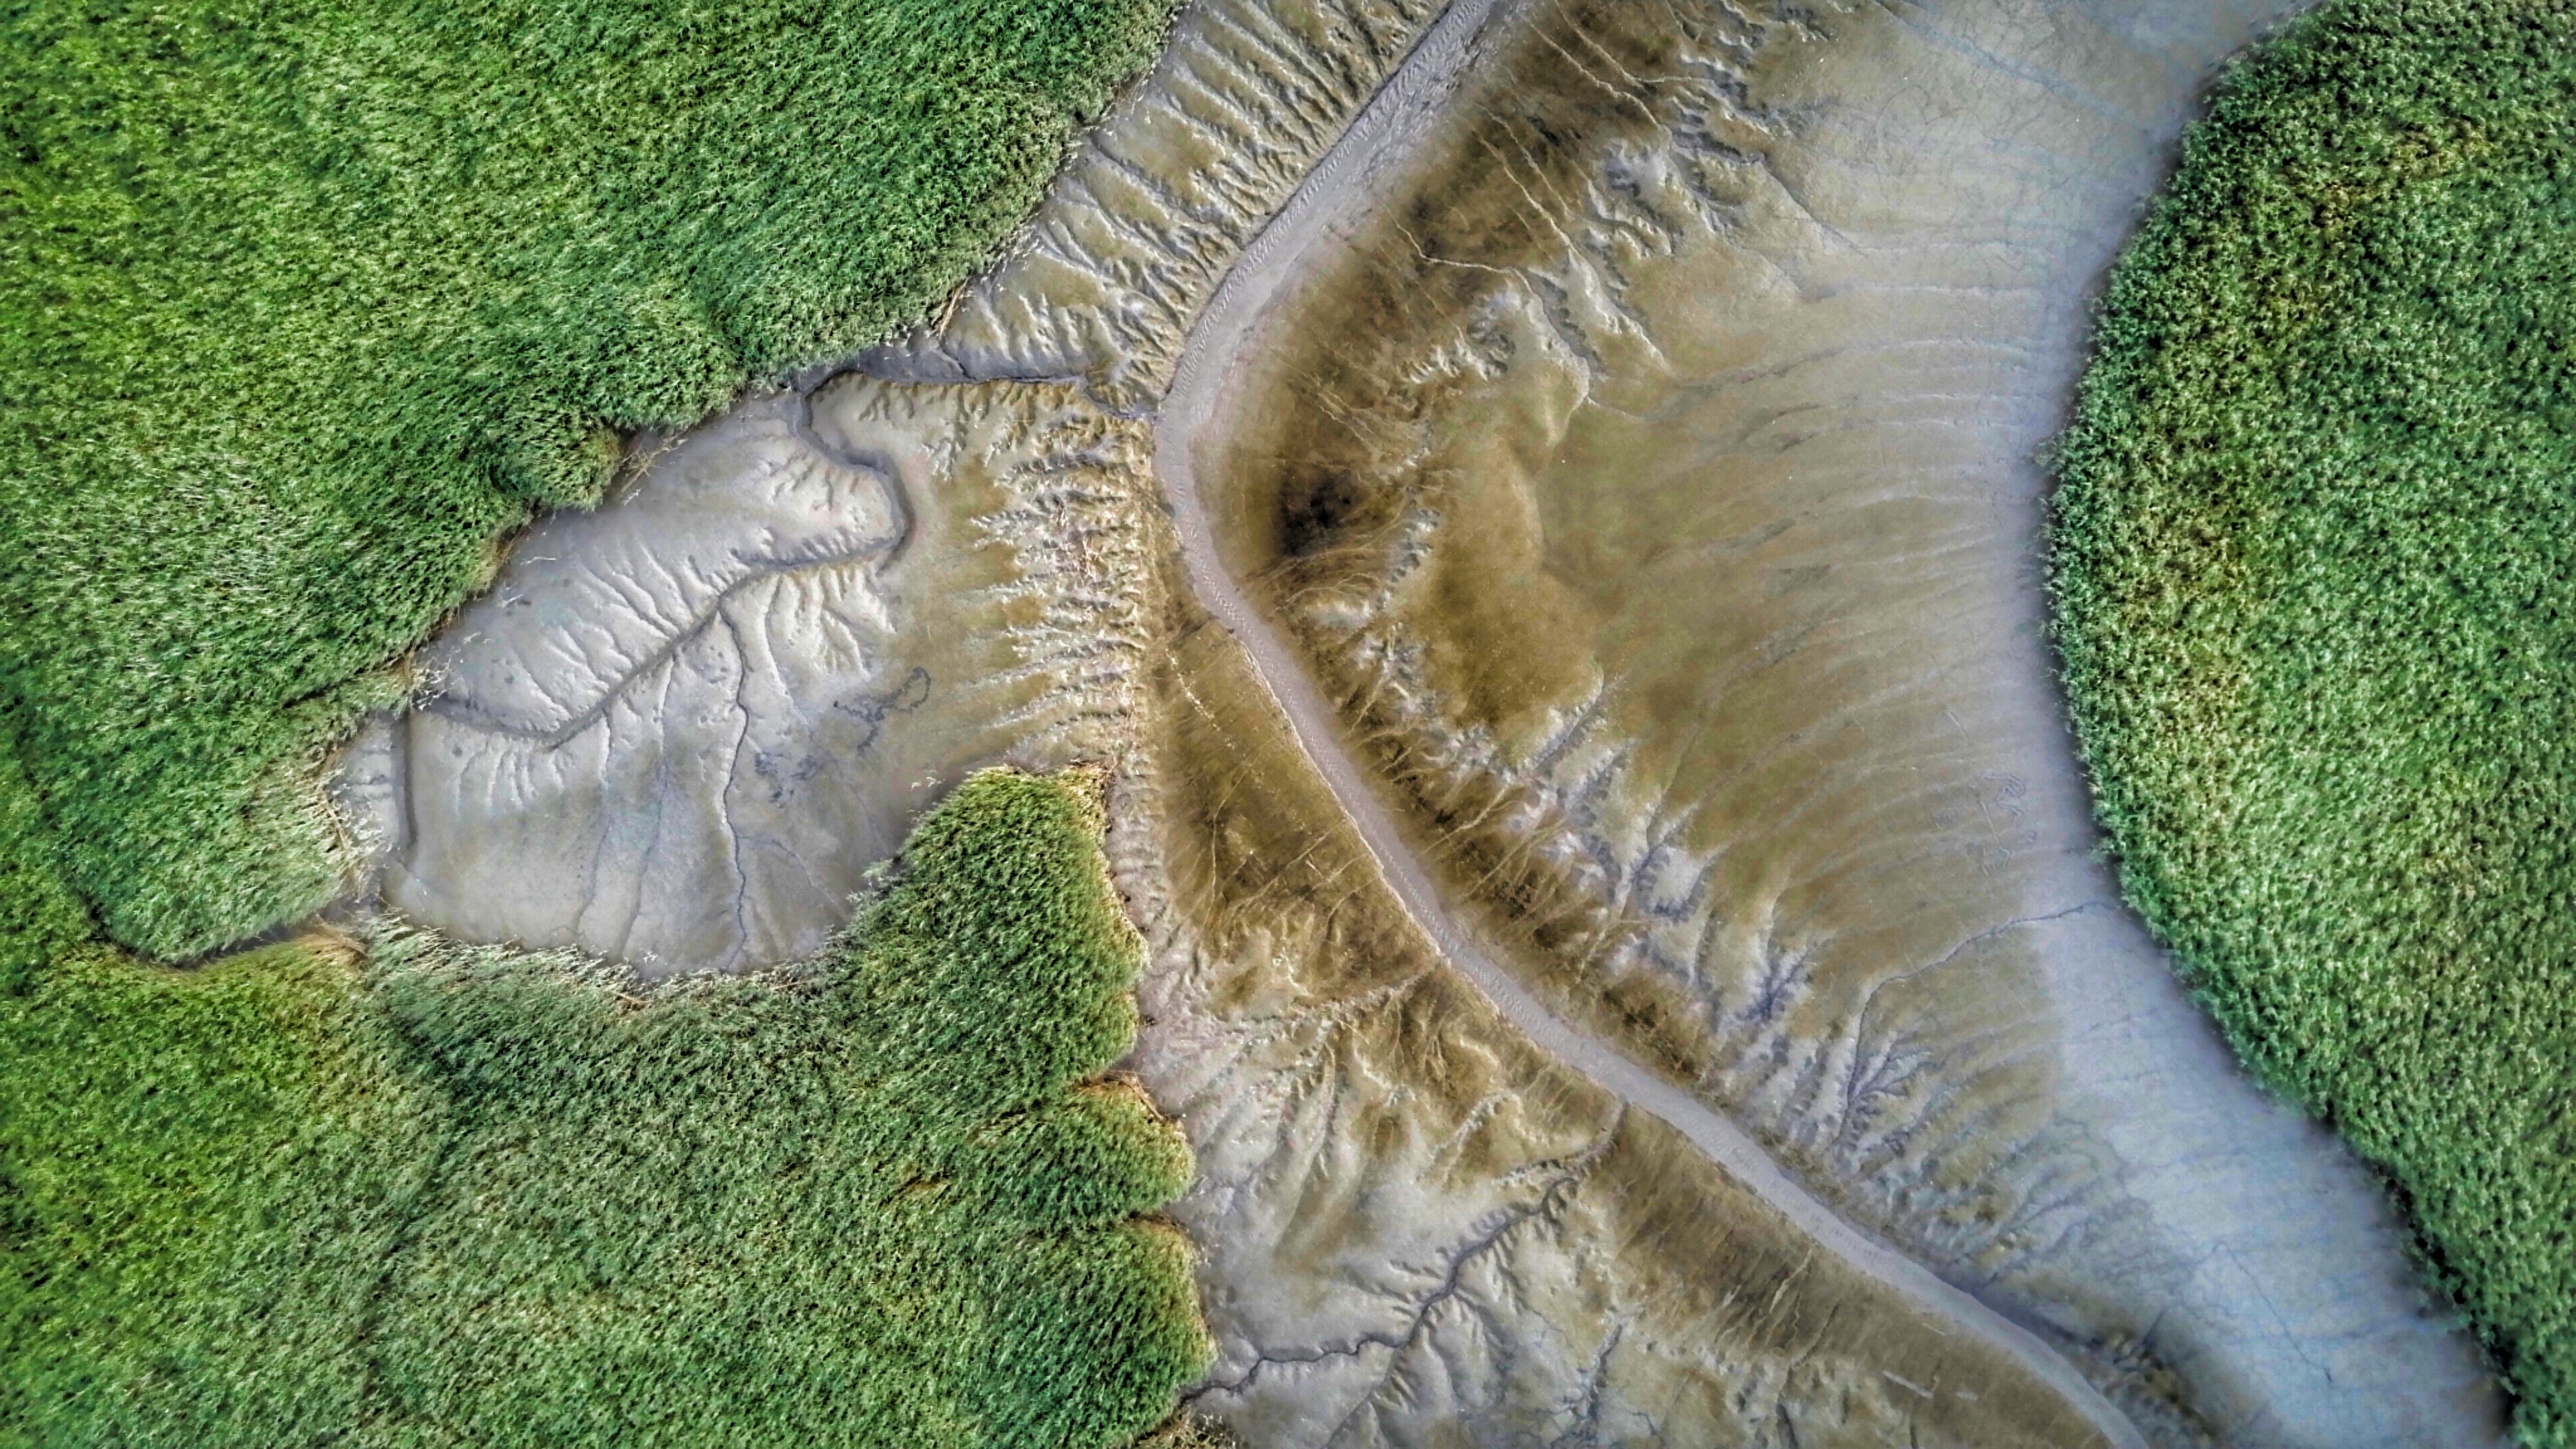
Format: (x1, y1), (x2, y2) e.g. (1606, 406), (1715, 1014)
(341, 380), (1158, 975)
(1196, 0), (2504, 1441)
(327, 0), (2522, 1441)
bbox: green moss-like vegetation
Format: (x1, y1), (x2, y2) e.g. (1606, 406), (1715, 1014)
(0, 3), (1204, 1434)
(0, 938), (440, 1444)
(2, 769), (1207, 1447)
(2049, 1), (2576, 1437)
(0, 717), (93, 997)
(0, 0), (1174, 958)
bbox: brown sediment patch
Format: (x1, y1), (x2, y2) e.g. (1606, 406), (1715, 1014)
(346, 377), (1159, 976)
(1115, 549), (2117, 1446)
(863, 0), (1454, 407)
(1192, 0), (2502, 1440)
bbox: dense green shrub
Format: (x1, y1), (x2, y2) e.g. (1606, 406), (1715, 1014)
(1, 769), (1207, 1447)
(2050, 1), (2576, 1438)
(0, 0), (1175, 957)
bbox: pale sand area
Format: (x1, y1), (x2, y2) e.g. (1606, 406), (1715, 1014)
(1193, 0), (2505, 1442)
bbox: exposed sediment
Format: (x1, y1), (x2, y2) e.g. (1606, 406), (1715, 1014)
(333, 0), (2512, 1440)
(1144, 0), (2151, 1437)
(1113, 597), (2127, 1446)
(337, 380), (1156, 975)
(1193, 0), (2504, 1441)
(861, 0), (1454, 411)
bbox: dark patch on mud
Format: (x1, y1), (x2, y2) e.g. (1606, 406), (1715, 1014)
(1277, 464), (1373, 557)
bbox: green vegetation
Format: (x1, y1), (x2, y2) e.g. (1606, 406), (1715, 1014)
(0, 717), (93, 996)
(0, 2), (1208, 1435)
(0, 0), (1175, 958)
(2, 768), (1208, 1447)
(0, 3), (1207, 1434)
(2049, 1), (2576, 1438)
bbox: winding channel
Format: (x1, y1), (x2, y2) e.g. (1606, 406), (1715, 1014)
(1145, 0), (2147, 1442)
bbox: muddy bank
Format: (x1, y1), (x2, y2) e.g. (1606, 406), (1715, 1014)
(1193, 0), (2504, 1440)
(1115, 580), (2127, 1446)
(337, 380), (1156, 975)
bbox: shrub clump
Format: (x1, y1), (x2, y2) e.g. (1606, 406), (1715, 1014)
(2050, 0), (2576, 1438)
(1, 769), (1208, 1447)
(0, 0), (1175, 957)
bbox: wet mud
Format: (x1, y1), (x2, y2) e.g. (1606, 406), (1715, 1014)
(337, 379), (1157, 975)
(1115, 578), (2119, 1446)
(324, 0), (2516, 1439)
(1200, 0), (2504, 1440)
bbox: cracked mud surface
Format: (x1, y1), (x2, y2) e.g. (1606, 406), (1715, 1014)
(335, 0), (2511, 1441)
